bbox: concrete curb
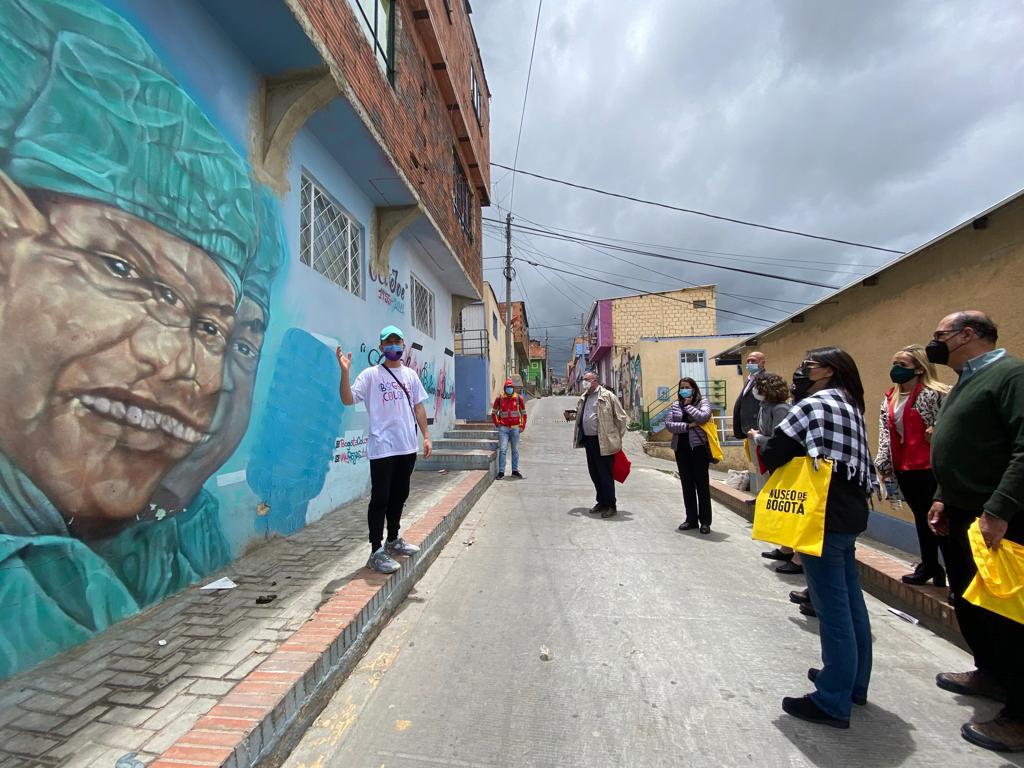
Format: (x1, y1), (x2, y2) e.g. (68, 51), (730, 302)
(708, 480), (962, 648)
(151, 470), (491, 768)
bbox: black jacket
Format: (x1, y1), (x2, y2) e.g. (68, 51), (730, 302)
(732, 377), (760, 439)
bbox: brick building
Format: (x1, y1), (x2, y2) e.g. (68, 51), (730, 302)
(0, 0), (489, 676)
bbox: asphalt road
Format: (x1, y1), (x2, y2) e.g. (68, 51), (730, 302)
(281, 396), (1016, 768)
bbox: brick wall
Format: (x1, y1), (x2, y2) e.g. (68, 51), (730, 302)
(611, 286), (718, 347)
(294, 0), (486, 295)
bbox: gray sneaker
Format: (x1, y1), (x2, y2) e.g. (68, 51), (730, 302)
(367, 547), (400, 574)
(385, 537), (420, 557)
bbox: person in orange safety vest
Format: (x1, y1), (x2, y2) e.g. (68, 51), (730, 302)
(492, 378), (527, 479)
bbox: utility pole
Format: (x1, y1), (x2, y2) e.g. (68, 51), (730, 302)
(503, 212), (514, 378)
(544, 330), (550, 393)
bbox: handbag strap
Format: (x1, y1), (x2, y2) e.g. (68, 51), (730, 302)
(381, 364), (419, 431)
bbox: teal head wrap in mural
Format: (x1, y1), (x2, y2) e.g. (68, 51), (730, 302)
(0, 0), (256, 297)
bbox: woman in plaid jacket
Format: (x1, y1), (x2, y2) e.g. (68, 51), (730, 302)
(761, 347), (877, 730)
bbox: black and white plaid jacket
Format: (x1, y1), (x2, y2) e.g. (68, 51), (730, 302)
(778, 388), (879, 491)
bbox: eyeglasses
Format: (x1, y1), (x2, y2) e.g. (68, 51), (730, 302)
(799, 361), (822, 369)
(932, 328), (961, 341)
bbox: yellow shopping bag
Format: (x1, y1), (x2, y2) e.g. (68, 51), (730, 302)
(964, 521), (1024, 624)
(751, 457), (832, 557)
(699, 421), (724, 464)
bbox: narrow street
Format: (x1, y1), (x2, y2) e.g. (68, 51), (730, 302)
(282, 397), (1008, 768)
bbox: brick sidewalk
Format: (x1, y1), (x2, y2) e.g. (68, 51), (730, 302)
(0, 470), (490, 768)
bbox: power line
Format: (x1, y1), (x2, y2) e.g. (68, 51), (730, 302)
(516, 257), (776, 325)
(485, 217), (840, 289)
(507, 0), (544, 211)
(490, 163), (904, 255)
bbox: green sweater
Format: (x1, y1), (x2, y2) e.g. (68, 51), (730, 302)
(932, 355), (1024, 521)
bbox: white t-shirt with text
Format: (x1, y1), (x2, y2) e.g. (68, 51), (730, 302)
(350, 364), (428, 460)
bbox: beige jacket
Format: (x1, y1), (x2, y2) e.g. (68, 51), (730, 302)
(573, 386), (628, 456)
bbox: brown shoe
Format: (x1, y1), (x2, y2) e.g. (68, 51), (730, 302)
(962, 713), (1024, 752)
(600, 505), (617, 518)
(936, 670), (1008, 703)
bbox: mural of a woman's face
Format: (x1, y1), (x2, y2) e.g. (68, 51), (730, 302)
(0, 187), (237, 534)
(156, 296), (267, 509)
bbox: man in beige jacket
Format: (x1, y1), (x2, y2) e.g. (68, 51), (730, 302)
(574, 371), (628, 517)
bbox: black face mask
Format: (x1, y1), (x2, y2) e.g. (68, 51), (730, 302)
(791, 367), (814, 401)
(889, 365), (917, 384)
(925, 339), (949, 366)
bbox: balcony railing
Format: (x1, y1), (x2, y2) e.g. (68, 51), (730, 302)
(454, 329), (488, 357)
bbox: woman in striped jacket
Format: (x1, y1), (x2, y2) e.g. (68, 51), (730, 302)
(664, 377), (714, 534)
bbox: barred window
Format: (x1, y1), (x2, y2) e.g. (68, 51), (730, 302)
(453, 151), (473, 241)
(411, 273), (435, 338)
(299, 174), (363, 298)
(693, 299), (707, 309)
(349, 0), (395, 83)
(471, 64), (482, 126)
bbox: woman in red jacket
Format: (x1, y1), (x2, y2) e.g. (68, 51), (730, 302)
(875, 344), (949, 586)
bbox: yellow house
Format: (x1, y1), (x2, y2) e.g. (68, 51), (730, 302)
(717, 188), (1024, 540)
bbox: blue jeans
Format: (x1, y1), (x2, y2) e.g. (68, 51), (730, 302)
(498, 425), (520, 472)
(801, 531), (873, 719)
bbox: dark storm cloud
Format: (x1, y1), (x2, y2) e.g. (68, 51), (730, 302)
(474, 1), (1024, 373)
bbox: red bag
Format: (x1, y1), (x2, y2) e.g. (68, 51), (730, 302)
(612, 450), (631, 483)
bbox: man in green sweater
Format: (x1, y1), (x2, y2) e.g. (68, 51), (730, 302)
(926, 310), (1024, 753)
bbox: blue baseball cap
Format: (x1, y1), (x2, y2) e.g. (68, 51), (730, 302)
(379, 325), (405, 341)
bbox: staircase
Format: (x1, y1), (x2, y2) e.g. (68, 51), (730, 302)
(416, 421), (498, 472)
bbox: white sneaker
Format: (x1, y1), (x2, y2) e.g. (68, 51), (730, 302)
(385, 537), (420, 557)
(367, 547), (400, 574)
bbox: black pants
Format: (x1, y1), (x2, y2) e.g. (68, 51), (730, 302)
(945, 506), (1024, 717)
(367, 452), (417, 551)
(582, 435), (616, 507)
(675, 439), (711, 526)
(895, 469), (946, 571)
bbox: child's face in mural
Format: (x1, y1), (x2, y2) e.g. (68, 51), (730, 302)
(156, 296), (267, 509)
(0, 190), (237, 533)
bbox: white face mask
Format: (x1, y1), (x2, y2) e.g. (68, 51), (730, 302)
(752, 390), (766, 402)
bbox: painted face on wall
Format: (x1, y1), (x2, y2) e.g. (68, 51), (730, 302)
(155, 296), (267, 509)
(0, 189), (237, 534)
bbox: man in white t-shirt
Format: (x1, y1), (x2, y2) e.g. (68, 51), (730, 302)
(337, 325), (433, 573)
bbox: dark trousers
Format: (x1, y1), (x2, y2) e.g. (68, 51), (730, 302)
(367, 452), (417, 551)
(895, 469), (946, 571)
(582, 435), (616, 507)
(675, 440), (711, 526)
(945, 506), (1024, 716)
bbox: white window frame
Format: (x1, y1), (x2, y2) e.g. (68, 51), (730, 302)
(410, 272), (435, 338)
(299, 172), (364, 299)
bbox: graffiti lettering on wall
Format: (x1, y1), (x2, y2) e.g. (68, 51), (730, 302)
(0, 0), (285, 678)
(369, 263), (407, 314)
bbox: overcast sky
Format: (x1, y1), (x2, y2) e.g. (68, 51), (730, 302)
(472, 0), (1024, 374)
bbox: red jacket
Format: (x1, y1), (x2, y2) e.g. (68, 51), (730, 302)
(885, 384), (931, 472)
(492, 394), (527, 429)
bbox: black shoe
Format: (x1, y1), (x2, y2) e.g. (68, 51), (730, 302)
(496, 472), (504, 479)
(808, 668), (867, 706)
(902, 562), (946, 587)
(590, 503), (604, 513)
(511, 470), (524, 478)
(781, 695), (849, 729)
(762, 548), (794, 562)
(678, 521), (698, 531)
(699, 525), (711, 535)
(789, 589), (811, 605)
(776, 560), (804, 575)
(799, 602), (817, 618)
(600, 505), (617, 518)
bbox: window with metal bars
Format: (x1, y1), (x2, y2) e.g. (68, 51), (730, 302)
(348, 0), (395, 84)
(410, 273), (435, 338)
(453, 151), (473, 241)
(299, 174), (363, 298)
(471, 64), (482, 126)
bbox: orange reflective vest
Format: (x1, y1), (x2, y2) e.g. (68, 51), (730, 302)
(492, 394), (527, 429)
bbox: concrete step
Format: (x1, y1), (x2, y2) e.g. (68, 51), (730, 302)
(415, 449), (495, 472)
(433, 438), (498, 450)
(444, 429), (497, 440)
(457, 421), (496, 429)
